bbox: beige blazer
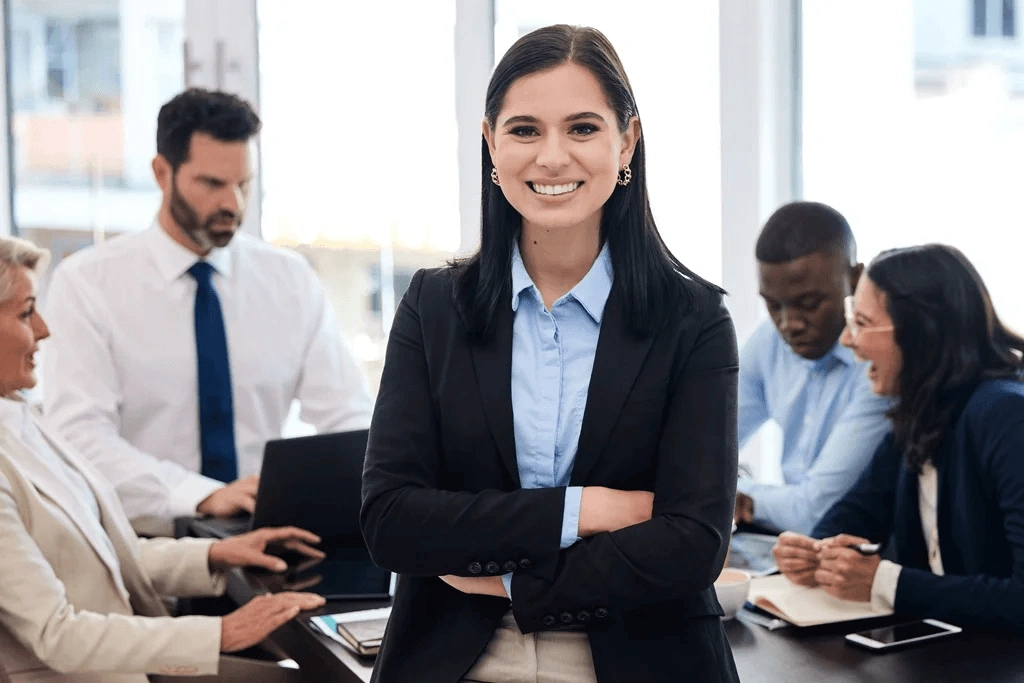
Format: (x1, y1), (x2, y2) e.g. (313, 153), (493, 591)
(0, 414), (225, 683)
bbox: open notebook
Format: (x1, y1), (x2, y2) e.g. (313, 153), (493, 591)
(747, 574), (893, 627)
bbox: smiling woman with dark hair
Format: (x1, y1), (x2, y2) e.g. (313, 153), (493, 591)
(773, 243), (1024, 632)
(361, 24), (740, 683)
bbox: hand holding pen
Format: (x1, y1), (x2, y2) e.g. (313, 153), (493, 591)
(772, 532), (882, 600)
(846, 542), (881, 556)
(814, 534), (883, 602)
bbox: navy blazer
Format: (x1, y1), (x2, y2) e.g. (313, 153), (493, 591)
(814, 379), (1024, 631)
(361, 266), (741, 682)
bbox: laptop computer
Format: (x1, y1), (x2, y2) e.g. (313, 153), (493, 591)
(203, 429), (393, 600)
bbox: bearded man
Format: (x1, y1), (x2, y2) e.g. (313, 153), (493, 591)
(42, 88), (372, 536)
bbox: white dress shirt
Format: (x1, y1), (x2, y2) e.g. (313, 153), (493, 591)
(871, 461), (943, 610)
(0, 396), (123, 591)
(42, 223), (374, 533)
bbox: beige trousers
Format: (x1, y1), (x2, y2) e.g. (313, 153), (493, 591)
(461, 612), (598, 683)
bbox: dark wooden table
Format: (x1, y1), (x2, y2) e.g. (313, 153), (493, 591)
(727, 613), (1024, 682)
(190, 518), (1024, 682)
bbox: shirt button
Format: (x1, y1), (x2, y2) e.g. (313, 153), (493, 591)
(503, 560), (518, 573)
(485, 561), (501, 574)
(468, 562), (482, 575)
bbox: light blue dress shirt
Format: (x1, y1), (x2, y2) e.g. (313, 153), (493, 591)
(736, 320), (891, 535)
(500, 242), (614, 599)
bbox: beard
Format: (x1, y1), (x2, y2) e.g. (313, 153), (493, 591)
(169, 178), (241, 252)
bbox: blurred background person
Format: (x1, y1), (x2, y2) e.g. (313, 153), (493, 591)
(0, 235), (327, 682)
(773, 244), (1024, 632)
(42, 89), (373, 536)
(736, 202), (890, 534)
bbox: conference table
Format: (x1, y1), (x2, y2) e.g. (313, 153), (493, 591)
(188, 518), (1024, 682)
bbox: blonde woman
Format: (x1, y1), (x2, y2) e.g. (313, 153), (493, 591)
(0, 236), (325, 682)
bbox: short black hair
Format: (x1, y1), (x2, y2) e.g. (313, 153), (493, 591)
(755, 201), (857, 266)
(156, 88), (261, 170)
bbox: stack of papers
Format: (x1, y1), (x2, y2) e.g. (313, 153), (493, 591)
(747, 574), (892, 627)
(310, 606), (392, 657)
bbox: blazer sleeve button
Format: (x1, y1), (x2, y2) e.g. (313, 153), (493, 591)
(542, 615), (557, 626)
(576, 610), (591, 623)
(485, 561), (501, 574)
(468, 561), (483, 575)
(559, 612), (574, 624)
(503, 560), (518, 573)
(594, 607), (609, 618)
(519, 558), (532, 569)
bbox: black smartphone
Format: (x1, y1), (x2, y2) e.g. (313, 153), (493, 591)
(845, 619), (961, 652)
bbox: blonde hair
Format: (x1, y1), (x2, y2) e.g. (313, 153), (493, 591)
(0, 236), (50, 304)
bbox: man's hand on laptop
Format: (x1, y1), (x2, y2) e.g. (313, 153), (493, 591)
(209, 526), (326, 572)
(197, 474), (259, 517)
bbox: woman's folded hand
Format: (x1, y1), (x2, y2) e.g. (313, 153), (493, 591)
(578, 487), (654, 537)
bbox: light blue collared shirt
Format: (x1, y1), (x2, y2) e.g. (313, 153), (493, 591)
(736, 320), (891, 535)
(501, 242), (613, 598)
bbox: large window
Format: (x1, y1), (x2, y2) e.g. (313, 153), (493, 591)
(257, 0), (460, 394)
(802, 0), (1024, 331)
(493, 0), (723, 285)
(8, 0), (185, 261)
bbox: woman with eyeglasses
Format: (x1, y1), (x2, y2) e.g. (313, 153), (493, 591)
(772, 244), (1024, 631)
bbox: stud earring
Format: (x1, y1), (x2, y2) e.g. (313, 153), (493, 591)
(491, 168), (500, 186)
(617, 164), (632, 187)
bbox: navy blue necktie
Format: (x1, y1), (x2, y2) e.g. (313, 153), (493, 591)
(189, 261), (238, 483)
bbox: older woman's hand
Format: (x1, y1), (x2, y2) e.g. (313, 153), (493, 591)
(221, 592), (326, 652)
(208, 526), (325, 572)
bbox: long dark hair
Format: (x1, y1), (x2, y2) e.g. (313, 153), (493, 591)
(452, 24), (717, 343)
(868, 244), (1024, 472)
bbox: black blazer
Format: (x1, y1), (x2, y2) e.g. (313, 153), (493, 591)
(361, 266), (741, 682)
(814, 379), (1024, 632)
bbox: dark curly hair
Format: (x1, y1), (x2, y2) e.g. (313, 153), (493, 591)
(156, 88), (261, 171)
(868, 244), (1024, 472)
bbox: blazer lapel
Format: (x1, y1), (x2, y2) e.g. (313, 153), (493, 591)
(28, 411), (165, 612)
(0, 424), (129, 600)
(571, 287), (655, 485)
(468, 298), (520, 486)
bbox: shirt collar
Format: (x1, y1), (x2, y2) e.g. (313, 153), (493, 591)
(510, 242), (614, 323)
(0, 396), (27, 436)
(802, 338), (857, 371)
(146, 220), (234, 283)
(831, 341), (857, 367)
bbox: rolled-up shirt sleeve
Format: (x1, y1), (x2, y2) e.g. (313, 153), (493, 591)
(738, 381), (891, 535)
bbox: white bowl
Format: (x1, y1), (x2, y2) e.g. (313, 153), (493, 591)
(714, 568), (751, 620)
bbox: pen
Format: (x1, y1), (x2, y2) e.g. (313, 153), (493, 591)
(846, 542), (881, 555)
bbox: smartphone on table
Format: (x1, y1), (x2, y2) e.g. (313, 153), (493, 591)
(845, 619), (961, 652)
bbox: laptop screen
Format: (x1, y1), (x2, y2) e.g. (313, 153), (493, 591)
(253, 430), (369, 540)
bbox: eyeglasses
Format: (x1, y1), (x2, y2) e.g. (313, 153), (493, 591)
(844, 296), (894, 340)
